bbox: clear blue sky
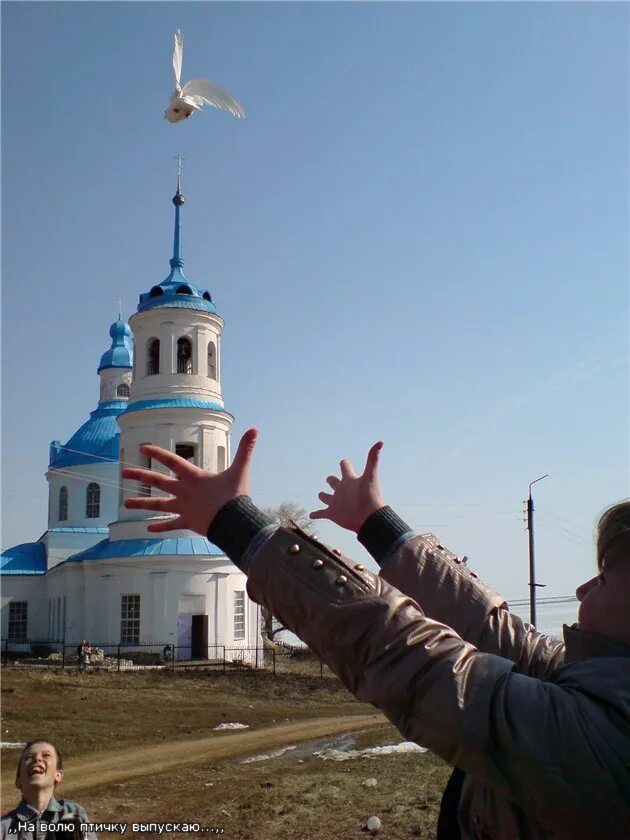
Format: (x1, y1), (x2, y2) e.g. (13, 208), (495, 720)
(2, 2), (628, 626)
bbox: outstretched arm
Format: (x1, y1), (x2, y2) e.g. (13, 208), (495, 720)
(311, 443), (564, 676)
(124, 440), (620, 837)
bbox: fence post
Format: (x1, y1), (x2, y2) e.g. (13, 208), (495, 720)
(273, 650), (276, 676)
(61, 641), (66, 670)
(117, 644), (121, 672)
(255, 645), (259, 670)
(223, 645), (226, 675)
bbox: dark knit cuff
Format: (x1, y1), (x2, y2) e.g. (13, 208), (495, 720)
(357, 506), (413, 566)
(207, 496), (274, 569)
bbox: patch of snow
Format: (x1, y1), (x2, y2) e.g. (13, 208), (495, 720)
(241, 745), (297, 764)
(212, 722), (250, 731)
(363, 778), (378, 787)
(314, 741), (427, 761)
(1, 742), (25, 748)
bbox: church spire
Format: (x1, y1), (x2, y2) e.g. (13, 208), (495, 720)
(137, 156), (217, 314)
(170, 153), (185, 270)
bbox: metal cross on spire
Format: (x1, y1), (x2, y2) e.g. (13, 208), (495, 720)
(117, 295), (123, 320)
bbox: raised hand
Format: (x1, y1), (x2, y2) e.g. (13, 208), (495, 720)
(310, 441), (385, 533)
(122, 428), (258, 536)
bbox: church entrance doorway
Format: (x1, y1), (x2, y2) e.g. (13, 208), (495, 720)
(191, 614), (208, 659)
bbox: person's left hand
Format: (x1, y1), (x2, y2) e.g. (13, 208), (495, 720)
(310, 441), (385, 533)
(122, 428), (258, 535)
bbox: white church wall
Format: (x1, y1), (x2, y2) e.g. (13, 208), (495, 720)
(1, 576), (47, 643)
(65, 556), (252, 649)
(44, 563), (82, 642)
(100, 368), (132, 403)
(43, 530), (111, 570)
(46, 462), (120, 538)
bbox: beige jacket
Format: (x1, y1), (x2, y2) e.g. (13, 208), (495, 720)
(246, 527), (630, 839)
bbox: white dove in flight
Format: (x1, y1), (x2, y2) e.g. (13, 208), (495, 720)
(164, 29), (245, 123)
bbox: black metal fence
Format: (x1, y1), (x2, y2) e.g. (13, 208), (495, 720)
(0, 639), (335, 679)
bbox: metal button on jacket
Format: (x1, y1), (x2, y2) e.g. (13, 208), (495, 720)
(288, 544), (300, 555)
(354, 564), (365, 571)
(312, 559), (324, 569)
(333, 548), (342, 556)
(336, 575), (348, 585)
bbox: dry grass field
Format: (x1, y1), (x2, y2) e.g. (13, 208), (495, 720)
(1, 669), (451, 839)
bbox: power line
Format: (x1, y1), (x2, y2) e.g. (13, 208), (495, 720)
(537, 506), (593, 540)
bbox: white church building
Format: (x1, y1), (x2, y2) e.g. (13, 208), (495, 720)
(1, 176), (260, 660)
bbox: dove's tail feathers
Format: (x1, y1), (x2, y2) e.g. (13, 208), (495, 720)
(173, 29), (184, 86)
(182, 78), (245, 118)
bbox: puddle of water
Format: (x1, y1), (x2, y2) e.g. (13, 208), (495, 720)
(241, 745), (298, 764)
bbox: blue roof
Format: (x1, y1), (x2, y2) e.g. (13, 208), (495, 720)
(1, 542), (46, 575)
(68, 537), (223, 562)
(137, 268), (218, 315)
(97, 318), (133, 373)
(49, 401), (127, 469)
(48, 527), (109, 534)
(123, 398), (229, 415)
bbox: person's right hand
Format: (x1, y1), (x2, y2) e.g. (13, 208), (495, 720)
(310, 442), (386, 533)
(122, 428), (258, 536)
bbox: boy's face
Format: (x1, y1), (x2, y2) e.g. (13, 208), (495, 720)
(17, 742), (63, 793)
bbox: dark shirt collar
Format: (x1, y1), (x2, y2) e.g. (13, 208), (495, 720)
(563, 623), (630, 663)
(15, 796), (62, 819)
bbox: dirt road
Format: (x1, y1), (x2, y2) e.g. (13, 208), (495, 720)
(1, 713), (385, 801)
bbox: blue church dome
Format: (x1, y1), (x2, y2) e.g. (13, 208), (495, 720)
(97, 317), (133, 373)
(1, 541), (46, 575)
(49, 401), (126, 469)
(137, 185), (217, 315)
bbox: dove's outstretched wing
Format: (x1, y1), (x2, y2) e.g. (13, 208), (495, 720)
(182, 78), (245, 118)
(173, 29), (183, 87)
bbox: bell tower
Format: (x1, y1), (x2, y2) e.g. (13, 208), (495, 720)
(113, 161), (233, 534)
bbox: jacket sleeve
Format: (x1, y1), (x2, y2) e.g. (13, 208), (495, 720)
(245, 527), (619, 837)
(378, 532), (565, 678)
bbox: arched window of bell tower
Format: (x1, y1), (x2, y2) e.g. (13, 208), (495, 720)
(207, 341), (216, 379)
(175, 443), (197, 466)
(177, 337), (193, 374)
(117, 383), (130, 398)
(147, 338), (160, 376)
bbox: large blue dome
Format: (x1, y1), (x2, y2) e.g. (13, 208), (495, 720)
(49, 401), (126, 469)
(97, 317), (133, 373)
